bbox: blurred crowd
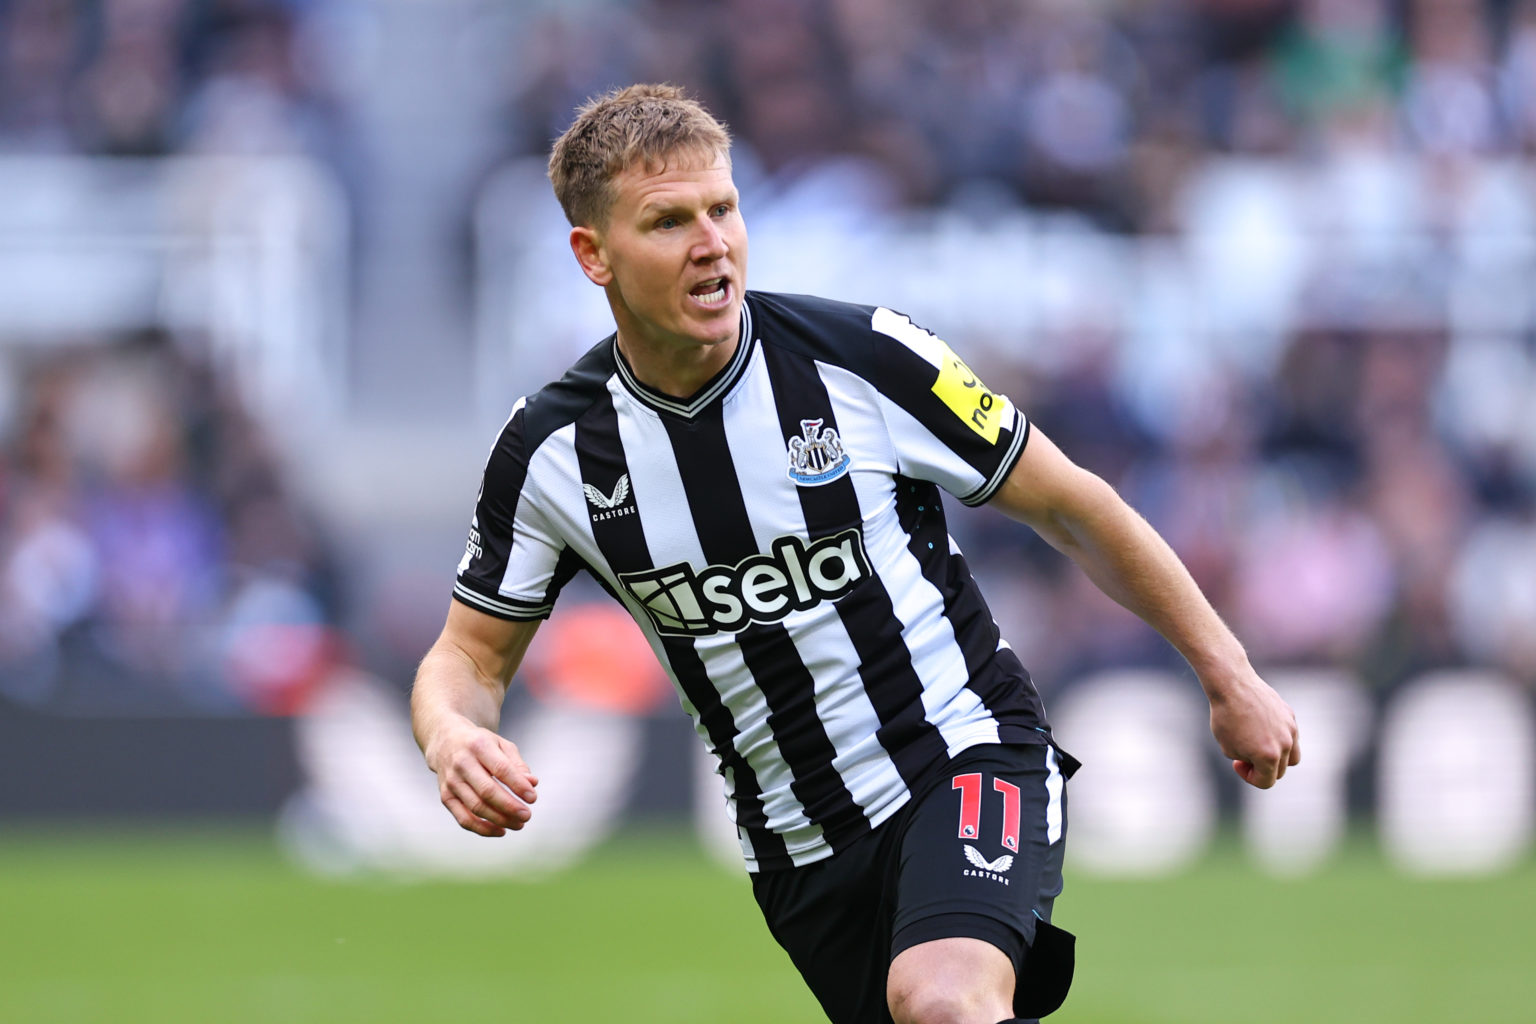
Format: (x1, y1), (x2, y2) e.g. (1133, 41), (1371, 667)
(0, 334), (344, 713)
(0, 0), (345, 159)
(1, 0), (1534, 717)
(509, 0), (1536, 224)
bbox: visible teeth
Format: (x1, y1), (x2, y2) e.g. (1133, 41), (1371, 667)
(695, 284), (726, 304)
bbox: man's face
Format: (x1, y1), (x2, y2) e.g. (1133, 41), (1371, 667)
(576, 151), (748, 360)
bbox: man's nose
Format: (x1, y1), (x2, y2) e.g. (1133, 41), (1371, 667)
(691, 218), (728, 261)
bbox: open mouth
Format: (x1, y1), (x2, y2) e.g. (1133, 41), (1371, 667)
(689, 278), (730, 308)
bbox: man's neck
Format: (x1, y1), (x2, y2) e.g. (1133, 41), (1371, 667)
(614, 328), (740, 400)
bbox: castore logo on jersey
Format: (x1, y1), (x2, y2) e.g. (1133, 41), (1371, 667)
(786, 418), (851, 486)
(618, 529), (871, 637)
(584, 474), (636, 521)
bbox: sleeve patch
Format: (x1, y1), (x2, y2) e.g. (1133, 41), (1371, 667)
(458, 515), (484, 573)
(871, 307), (1011, 446)
(930, 343), (1008, 445)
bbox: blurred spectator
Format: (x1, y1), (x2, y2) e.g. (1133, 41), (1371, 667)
(1272, 0), (1405, 140)
(1503, 0), (1536, 152)
(0, 0), (81, 150)
(1231, 478), (1395, 666)
(1451, 512), (1536, 685)
(1401, 0), (1501, 157)
(74, 349), (224, 688)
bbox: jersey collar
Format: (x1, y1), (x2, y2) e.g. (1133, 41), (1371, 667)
(611, 300), (756, 419)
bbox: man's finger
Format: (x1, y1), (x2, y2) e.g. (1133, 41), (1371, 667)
(1233, 758), (1277, 789)
(448, 768), (530, 828)
(477, 739), (538, 803)
(488, 758), (538, 804)
(498, 738), (540, 794)
(473, 766), (533, 818)
(444, 794), (507, 837)
(1257, 753), (1280, 787)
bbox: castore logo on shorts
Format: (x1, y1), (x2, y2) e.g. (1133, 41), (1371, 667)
(962, 845), (1013, 885)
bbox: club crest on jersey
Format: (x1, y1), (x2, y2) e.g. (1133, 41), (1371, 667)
(786, 419), (851, 487)
(584, 474), (636, 521)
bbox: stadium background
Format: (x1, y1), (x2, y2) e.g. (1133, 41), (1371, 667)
(1, 0), (1533, 1020)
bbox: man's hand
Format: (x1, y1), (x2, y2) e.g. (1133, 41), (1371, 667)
(412, 607), (543, 837)
(1206, 671), (1301, 789)
(423, 719), (540, 837)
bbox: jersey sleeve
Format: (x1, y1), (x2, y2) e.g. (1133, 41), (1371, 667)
(865, 307), (1030, 506)
(453, 399), (574, 620)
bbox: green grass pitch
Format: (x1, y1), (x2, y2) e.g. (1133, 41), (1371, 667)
(0, 827), (1531, 1023)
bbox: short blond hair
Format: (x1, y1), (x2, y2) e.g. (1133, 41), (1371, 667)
(548, 83), (732, 228)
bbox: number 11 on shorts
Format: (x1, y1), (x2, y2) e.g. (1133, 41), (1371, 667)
(953, 774), (1022, 852)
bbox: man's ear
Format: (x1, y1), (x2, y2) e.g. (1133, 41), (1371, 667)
(570, 226), (612, 286)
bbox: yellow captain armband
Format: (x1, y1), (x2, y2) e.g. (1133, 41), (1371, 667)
(930, 343), (1007, 445)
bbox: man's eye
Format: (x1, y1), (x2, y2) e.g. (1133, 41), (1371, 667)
(657, 217), (679, 230)
(712, 204), (731, 217)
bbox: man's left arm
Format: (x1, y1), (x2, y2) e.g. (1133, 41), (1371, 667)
(990, 425), (1301, 789)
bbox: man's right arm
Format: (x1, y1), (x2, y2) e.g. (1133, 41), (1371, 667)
(411, 601), (543, 837)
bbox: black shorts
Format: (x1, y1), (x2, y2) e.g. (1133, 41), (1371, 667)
(750, 741), (1078, 1024)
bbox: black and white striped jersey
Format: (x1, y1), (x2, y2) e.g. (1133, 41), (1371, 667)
(455, 290), (1051, 871)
